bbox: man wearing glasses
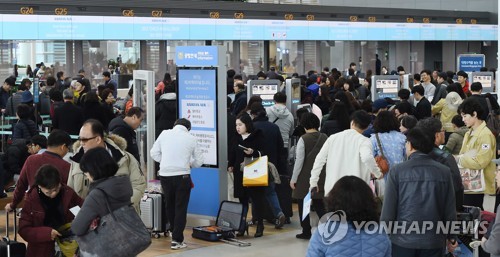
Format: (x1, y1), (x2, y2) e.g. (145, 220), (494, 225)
(5, 129), (72, 212)
(67, 119), (146, 213)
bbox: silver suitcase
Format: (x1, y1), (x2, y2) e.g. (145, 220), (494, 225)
(140, 193), (167, 238)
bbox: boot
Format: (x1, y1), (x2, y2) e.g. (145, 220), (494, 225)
(254, 221), (264, 238)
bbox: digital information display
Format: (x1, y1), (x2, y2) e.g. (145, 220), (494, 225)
(0, 14), (496, 41)
(373, 75), (400, 100)
(177, 68), (218, 167)
(471, 72), (494, 93)
(249, 80), (280, 107)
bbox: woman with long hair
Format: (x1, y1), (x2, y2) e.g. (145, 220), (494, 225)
(227, 113), (268, 237)
(320, 100), (350, 136)
(314, 86), (332, 115)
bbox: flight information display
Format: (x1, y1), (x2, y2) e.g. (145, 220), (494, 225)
(0, 14), (496, 41)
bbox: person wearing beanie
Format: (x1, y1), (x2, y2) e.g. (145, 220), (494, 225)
(0, 76), (14, 111)
(457, 70), (470, 96)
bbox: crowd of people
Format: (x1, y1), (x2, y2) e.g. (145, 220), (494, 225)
(1, 59), (500, 257)
(226, 64), (500, 257)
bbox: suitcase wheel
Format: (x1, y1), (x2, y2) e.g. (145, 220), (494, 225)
(164, 231), (170, 237)
(153, 233), (161, 239)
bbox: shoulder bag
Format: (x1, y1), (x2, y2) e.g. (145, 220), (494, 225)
(374, 133), (390, 175)
(76, 188), (151, 257)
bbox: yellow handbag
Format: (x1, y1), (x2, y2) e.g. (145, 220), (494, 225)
(243, 153), (269, 187)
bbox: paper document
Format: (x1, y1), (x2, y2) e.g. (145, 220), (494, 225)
(70, 206), (81, 216)
(302, 191), (312, 221)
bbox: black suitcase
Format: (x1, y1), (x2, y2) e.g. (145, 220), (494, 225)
(0, 210), (26, 257)
(192, 201), (245, 242)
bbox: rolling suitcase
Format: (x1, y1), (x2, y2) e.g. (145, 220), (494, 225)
(140, 193), (167, 238)
(192, 201), (250, 246)
(0, 210), (26, 257)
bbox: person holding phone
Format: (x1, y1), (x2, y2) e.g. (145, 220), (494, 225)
(227, 113), (268, 237)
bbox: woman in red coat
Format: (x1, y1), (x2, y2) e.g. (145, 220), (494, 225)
(19, 164), (83, 257)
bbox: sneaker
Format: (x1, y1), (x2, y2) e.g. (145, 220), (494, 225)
(275, 213), (286, 229)
(171, 241), (187, 250)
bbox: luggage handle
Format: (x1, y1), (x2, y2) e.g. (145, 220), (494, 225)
(5, 209), (18, 242)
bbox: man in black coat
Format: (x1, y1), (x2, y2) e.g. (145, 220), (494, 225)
(249, 102), (287, 228)
(53, 89), (84, 136)
(108, 107), (144, 162)
(381, 127), (457, 256)
(411, 85), (431, 120)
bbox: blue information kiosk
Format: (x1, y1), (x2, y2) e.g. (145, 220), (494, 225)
(175, 46), (228, 224)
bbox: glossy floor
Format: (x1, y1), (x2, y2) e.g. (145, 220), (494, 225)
(0, 196), (312, 257)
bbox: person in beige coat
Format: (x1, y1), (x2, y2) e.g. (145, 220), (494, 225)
(67, 119), (146, 213)
(431, 91), (463, 132)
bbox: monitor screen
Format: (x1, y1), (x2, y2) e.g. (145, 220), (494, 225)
(251, 84), (279, 107)
(375, 78), (399, 99)
(473, 75), (492, 88)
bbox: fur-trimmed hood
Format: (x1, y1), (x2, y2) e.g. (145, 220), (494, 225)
(71, 134), (128, 163)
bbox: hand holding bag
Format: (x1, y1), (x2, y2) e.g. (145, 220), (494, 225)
(55, 223), (79, 257)
(243, 151), (269, 187)
(76, 189), (151, 257)
(374, 133), (390, 175)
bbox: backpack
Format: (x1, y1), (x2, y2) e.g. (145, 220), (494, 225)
(485, 98), (500, 137)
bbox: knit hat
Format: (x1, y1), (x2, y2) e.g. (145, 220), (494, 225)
(20, 91), (33, 103)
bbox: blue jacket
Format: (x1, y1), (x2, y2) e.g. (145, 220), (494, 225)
(307, 222), (391, 257)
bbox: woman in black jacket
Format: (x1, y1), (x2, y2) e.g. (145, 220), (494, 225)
(227, 113), (268, 237)
(82, 92), (112, 130)
(320, 100), (350, 136)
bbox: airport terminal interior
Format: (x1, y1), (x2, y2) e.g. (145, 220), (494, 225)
(0, 0), (497, 256)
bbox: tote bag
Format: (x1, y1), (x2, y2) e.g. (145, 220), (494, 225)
(243, 154), (269, 187)
(77, 189), (151, 257)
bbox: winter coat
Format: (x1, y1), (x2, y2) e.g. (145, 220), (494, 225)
(108, 117), (139, 162)
(306, 222), (391, 257)
(11, 151), (70, 209)
(431, 92), (463, 132)
(482, 204), (500, 257)
(253, 116), (285, 174)
(266, 104), (295, 148)
(155, 93), (177, 138)
(82, 102), (111, 130)
(231, 90), (247, 116)
(428, 147), (464, 210)
(19, 185), (83, 257)
(414, 96), (431, 120)
(445, 126), (468, 155)
(67, 134), (146, 213)
(53, 101), (84, 136)
(12, 119), (38, 140)
(320, 120), (345, 137)
(381, 152), (457, 249)
(228, 129), (266, 198)
(5, 139), (30, 177)
(72, 175), (132, 236)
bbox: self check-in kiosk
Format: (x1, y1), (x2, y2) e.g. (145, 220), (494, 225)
(470, 72), (494, 93)
(247, 79), (281, 107)
(371, 75), (401, 101)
